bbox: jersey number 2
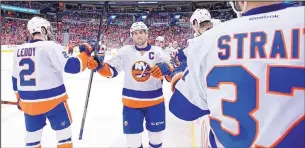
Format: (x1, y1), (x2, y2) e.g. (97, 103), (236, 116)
(19, 58), (36, 86)
(207, 65), (304, 147)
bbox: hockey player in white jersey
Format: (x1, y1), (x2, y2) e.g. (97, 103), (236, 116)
(152, 8), (217, 91)
(12, 17), (93, 148)
(155, 36), (166, 50)
(184, 9), (214, 57)
(169, 2), (305, 148)
(87, 22), (172, 148)
(211, 18), (222, 27)
(190, 9), (213, 38)
(168, 8), (214, 86)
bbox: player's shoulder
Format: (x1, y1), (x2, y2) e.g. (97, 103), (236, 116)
(119, 45), (134, 53)
(221, 5), (304, 27)
(280, 5), (304, 16)
(26, 40), (62, 50)
(279, 5), (304, 24)
(42, 41), (65, 52)
(152, 45), (168, 56)
(151, 45), (163, 52)
(44, 41), (62, 47)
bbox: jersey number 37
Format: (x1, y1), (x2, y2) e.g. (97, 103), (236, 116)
(207, 65), (304, 147)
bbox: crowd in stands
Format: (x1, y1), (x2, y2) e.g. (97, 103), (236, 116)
(1, 1), (54, 10)
(1, 1), (237, 49)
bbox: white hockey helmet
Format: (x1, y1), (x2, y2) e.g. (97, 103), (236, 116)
(190, 9), (211, 25)
(155, 36), (165, 42)
(130, 21), (148, 36)
(27, 16), (53, 40)
(211, 18), (222, 26)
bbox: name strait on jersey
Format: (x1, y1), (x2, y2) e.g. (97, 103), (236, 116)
(217, 28), (304, 60)
(17, 47), (36, 57)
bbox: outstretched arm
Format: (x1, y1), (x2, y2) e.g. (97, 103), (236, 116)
(87, 48), (125, 78)
(48, 42), (93, 74)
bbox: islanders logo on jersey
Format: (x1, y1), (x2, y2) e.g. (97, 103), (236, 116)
(131, 61), (151, 82)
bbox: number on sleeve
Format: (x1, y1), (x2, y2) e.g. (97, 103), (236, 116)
(62, 51), (69, 58)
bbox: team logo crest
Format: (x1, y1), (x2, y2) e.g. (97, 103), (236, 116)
(131, 61), (151, 82)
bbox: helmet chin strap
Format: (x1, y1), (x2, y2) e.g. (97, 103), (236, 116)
(194, 25), (202, 37)
(197, 31), (202, 36)
(43, 34), (48, 41)
(230, 1), (248, 17)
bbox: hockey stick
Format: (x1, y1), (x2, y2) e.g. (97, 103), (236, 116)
(1, 100), (17, 105)
(78, 1), (109, 140)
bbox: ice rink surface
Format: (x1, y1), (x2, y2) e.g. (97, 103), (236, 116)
(1, 52), (193, 147)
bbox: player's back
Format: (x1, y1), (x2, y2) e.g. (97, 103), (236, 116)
(188, 4), (304, 147)
(13, 40), (69, 115)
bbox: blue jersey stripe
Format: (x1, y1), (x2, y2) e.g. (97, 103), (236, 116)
(122, 88), (163, 99)
(19, 84), (66, 100)
(169, 88), (210, 121)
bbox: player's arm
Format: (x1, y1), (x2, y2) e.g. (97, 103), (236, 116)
(12, 49), (21, 110)
(150, 49), (174, 80)
(177, 49), (187, 63)
(87, 48), (124, 78)
(12, 49), (19, 98)
(48, 42), (93, 74)
(169, 67), (210, 121)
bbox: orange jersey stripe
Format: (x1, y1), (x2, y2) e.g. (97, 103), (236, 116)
(122, 97), (164, 108)
(57, 143), (72, 148)
(63, 101), (73, 123)
(20, 94), (68, 116)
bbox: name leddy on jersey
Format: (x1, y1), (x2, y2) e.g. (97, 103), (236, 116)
(17, 47), (36, 57)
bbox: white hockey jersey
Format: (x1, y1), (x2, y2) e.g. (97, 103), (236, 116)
(170, 4), (305, 148)
(97, 45), (170, 108)
(12, 40), (88, 115)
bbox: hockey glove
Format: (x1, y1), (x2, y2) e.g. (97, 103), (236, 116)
(79, 43), (93, 56)
(170, 61), (187, 92)
(15, 93), (22, 111)
(150, 62), (174, 79)
(170, 61), (187, 78)
(170, 56), (180, 68)
(87, 51), (105, 72)
(17, 99), (22, 111)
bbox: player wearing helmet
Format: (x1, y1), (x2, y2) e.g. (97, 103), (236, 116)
(174, 9), (215, 64)
(211, 18), (222, 27)
(87, 22), (172, 148)
(12, 16), (93, 148)
(190, 9), (213, 37)
(149, 8), (216, 89)
(170, 1), (304, 148)
(155, 36), (166, 49)
(185, 9), (221, 56)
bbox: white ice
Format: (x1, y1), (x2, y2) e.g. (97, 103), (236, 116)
(1, 52), (193, 147)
